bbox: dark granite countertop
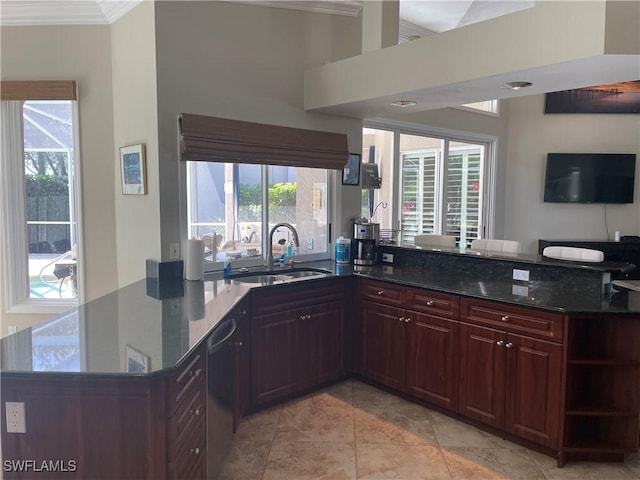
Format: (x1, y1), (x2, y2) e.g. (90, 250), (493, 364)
(2, 255), (638, 377)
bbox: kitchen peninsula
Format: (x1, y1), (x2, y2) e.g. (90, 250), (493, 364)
(1, 247), (639, 479)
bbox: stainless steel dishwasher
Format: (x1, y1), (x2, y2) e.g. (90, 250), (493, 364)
(206, 316), (237, 479)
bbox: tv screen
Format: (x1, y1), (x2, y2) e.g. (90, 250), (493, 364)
(543, 153), (636, 204)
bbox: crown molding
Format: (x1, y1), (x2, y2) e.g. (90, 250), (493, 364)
(398, 18), (435, 43)
(97, 0), (142, 23)
(0, 0), (141, 26)
(234, 1), (362, 17)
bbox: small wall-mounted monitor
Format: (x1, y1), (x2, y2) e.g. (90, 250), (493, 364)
(543, 153), (636, 204)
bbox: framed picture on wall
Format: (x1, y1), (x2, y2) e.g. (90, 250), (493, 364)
(342, 153), (361, 186)
(126, 345), (150, 373)
(545, 80), (640, 114)
(120, 143), (147, 195)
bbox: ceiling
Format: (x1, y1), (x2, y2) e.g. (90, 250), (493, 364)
(2, 1), (637, 118)
(0, 0), (533, 36)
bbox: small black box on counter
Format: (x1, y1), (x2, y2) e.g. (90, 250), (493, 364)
(145, 259), (184, 299)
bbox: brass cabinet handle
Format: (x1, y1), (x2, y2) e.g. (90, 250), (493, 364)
(501, 315), (509, 322)
(190, 447), (200, 455)
(505, 342), (514, 349)
(399, 317), (404, 322)
(191, 408), (201, 416)
(377, 290), (384, 295)
(496, 340), (505, 346)
(425, 300), (435, 306)
(404, 317), (411, 323)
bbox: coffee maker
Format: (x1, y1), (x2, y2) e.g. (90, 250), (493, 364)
(353, 222), (379, 266)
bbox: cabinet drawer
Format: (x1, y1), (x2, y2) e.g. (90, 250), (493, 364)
(461, 298), (564, 342)
(406, 287), (459, 319)
(252, 279), (344, 317)
(168, 345), (206, 415)
(359, 279), (405, 306)
(167, 383), (206, 461)
(167, 416), (206, 480)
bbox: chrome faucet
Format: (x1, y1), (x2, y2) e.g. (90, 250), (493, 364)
(267, 223), (300, 270)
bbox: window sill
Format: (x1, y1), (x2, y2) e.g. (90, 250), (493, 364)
(7, 298), (78, 315)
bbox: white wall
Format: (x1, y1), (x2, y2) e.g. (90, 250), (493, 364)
(504, 94), (640, 253)
(111, 1), (161, 287)
(152, 1), (365, 253)
(0, 26), (118, 335)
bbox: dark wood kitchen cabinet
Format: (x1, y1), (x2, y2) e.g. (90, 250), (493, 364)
(233, 299), (251, 431)
(560, 314), (640, 465)
(357, 279), (460, 410)
(360, 300), (406, 390)
(250, 279), (347, 408)
(0, 343), (209, 480)
(166, 343), (206, 480)
(459, 298), (563, 449)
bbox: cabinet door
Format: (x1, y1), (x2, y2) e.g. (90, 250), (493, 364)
(234, 301), (251, 430)
(505, 333), (562, 448)
(298, 299), (346, 391)
(459, 322), (506, 428)
(251, 309), (299, 407)
(361, 300), (406, 390)
(406, 312), (459, 410)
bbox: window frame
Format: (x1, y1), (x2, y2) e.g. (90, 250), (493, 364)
(183, 162), (333, 273)
(1, 99), (83, 314)
(455, 99), (500, 117)
(365, 119), (497, 245)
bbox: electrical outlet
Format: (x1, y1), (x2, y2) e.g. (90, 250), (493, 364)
(6, 402), (26, 433)
(512, 284), (529, 297)
(307, 238), (314, 250)
(169, 243), (180, 260)
(382, 253), (394, 264)
(512, 269), (530, 282)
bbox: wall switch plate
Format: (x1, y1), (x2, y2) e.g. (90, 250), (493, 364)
(169, 243), (180, 260)
(6, 402), (26, 433)
(307, 238), (314, 250)
(512, 269), (530, 282)
(382, 253), (394, 264)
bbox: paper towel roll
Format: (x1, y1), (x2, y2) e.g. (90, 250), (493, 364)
(184, 239), (205, 281)
(185, 280), (205, 321)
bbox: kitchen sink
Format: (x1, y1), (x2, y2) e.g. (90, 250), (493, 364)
(228, 267), (331, 285)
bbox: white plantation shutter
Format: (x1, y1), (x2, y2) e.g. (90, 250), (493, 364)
(400, 152), (437, 245)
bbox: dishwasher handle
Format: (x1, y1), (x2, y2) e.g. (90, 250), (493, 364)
(207, 317), (237, 355)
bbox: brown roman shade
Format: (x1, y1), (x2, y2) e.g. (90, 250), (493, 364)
(1, 80), (77, 101)
(179, 113), (349, 170)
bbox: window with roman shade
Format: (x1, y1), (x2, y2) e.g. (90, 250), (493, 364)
(178, 113), (349, 169)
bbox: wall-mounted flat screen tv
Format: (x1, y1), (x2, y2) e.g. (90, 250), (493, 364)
(543, 153), (636, 204)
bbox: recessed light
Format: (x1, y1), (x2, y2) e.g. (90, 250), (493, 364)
(502, 81), (533, 90)
(391, 100), (417, 107)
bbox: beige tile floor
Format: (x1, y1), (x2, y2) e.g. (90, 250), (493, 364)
(220, 379), (640, 480)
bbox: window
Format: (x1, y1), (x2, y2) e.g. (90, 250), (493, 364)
(1, 92), (81, 313)
(363, 124), (494, 248)
(459, 100), (499, 115)
(186, 162), (330, 270)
